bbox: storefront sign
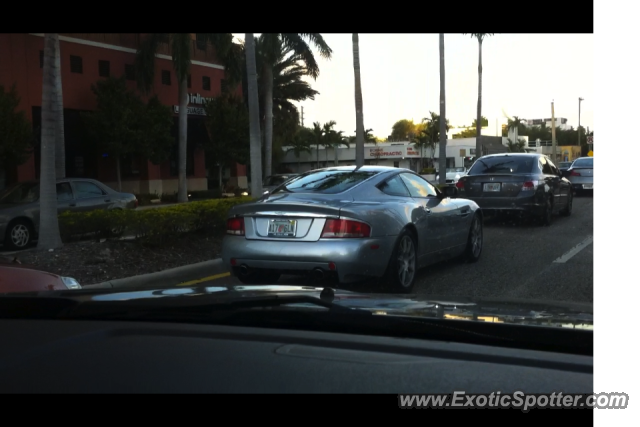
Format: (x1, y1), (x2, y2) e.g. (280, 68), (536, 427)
(366, 146), (421, 159)
(187, 93), (214, 105)
(173, 105), (207, 116)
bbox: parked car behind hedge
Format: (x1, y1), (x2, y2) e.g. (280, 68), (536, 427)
(0, 178), (138, 250)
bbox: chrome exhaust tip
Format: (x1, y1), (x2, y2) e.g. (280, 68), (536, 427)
(239, 265), (250, 276)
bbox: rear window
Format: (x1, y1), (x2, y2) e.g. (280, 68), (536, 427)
(0, 182), (39, 203)
(276, 170), (379, 194)
(572, 158), (593, 168)
(468, 156), (536, 175)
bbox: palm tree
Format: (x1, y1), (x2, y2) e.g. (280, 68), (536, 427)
(438, 34), (447, 185)
(38, 34), (63, 250)
(311, 122), (324, 168)
(286, 128), (313, 171)
(134, 33), (237, 203)
(244, 33), (263, 197)
(352, 33), (365, 167)
(508, 116), (525, 148)
(254, 39), (320, 170)
(52, 35), (65, 179)
(506, 138), (526, 152)
(464, 33), (493, 159)
(257, 33), (332, 178)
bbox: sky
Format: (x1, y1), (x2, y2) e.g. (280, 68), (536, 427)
(232, 33), (593, 139)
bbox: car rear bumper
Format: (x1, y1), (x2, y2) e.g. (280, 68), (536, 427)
(569, 178), (593, 191)
(464, 193), (545, 215)
(221, 235), (397, 283)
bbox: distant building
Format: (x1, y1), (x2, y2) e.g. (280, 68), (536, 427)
(0, 33), (247, 193)
(280, 136), (508, 173)
(525, 117), (570, 130)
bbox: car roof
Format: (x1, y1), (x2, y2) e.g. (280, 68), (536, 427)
(480, 153), (542, 158)
(9, 177), (103, 185)
(306, 165), (407, 173)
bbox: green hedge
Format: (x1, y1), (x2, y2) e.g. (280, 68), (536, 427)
(58, 197), (253, 246)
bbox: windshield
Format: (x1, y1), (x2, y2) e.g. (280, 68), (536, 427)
(0, 33), (593, 346)
(275, 170), (379, 194)
(0, 182), (39, 204)
(467, 156), (535, 175)
(572, 158), (593, 168)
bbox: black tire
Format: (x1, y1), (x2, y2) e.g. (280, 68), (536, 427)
(539, 197), (552, 226)
(560, 191), (573, 216)
(464, 213), (483, 263)
(234, 268), (281, 284)
(4, 219), (34, 250)
(380, 229), (418, 293)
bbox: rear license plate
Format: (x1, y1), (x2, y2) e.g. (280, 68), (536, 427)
(483, 183), (501, 192)
(583, 184), (593, 189)
(268, 219), (297, 237)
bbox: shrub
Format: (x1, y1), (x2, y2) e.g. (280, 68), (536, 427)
(188, 189), (222, 200)
(421, 167), (436, 174)
(58, 197), (253, 246)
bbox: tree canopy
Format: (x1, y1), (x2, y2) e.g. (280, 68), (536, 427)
(0, 84), (34, 171)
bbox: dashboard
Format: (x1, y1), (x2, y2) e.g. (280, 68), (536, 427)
(0, 318), (592, 393)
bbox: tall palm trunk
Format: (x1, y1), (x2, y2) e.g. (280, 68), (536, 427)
(352, 34), (364, 168)
(38, 34), (63, 250)
(475, 39), (483, 159)
(263, 65), (274, 178)
(177, 76), (188, 203)
(53, 36), (65, 179)
(245, 33), (263, 197)
(438, 34), (446, 185)
(115, 157), (122, 192)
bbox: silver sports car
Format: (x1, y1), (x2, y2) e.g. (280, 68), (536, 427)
(221, 166), (483, 293)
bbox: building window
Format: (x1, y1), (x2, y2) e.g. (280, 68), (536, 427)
(196, 34), (206, 50)
(70, 55), (83, 74)
(202, 76), (211, 91)
(220, 79), (227, 93)
(39, 50), (44, 68)
(161, 70), (171, 85)
(187, 74), (191, 89)
(98, 60), (110, 77)
(125, 64), (135, 80)
(393, 161), (400, 168)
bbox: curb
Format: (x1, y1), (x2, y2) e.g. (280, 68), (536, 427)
(82, 258), (229, 289)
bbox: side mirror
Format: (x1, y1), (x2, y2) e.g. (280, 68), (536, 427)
(441, 186), (457, 198)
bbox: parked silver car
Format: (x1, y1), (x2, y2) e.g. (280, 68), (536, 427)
(0, 178), (137, 250)
(221, 166), (483, 292)
(563, 156), (593, 194)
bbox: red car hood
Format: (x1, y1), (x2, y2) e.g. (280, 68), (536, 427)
(0, 264), (68, 293)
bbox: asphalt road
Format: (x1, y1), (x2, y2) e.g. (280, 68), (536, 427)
(202, 193), (594, 304)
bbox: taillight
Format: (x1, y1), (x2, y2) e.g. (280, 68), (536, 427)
(227, 217), (245, 235)
(455, 180), (464, 189)
(570, 170), (581, 176)
(521, 181), (537, 191)
(321, 219), (371, 238)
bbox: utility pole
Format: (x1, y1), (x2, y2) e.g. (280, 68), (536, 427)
(551, 100), (557, 163)
(301, 106), (304, 127)
(578, 97), (583, 148)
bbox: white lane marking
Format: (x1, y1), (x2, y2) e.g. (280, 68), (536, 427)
(553, 236), (593, 263)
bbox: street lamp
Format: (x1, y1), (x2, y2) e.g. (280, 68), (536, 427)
(578, 97), (584, 151)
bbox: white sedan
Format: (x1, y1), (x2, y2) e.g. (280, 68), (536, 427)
(436, 167), (467, 184)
